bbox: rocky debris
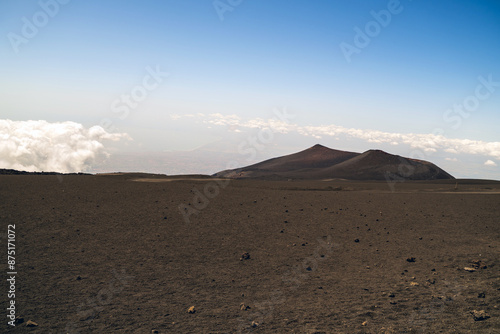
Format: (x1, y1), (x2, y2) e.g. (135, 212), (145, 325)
(410, 282), (420, 286)
(470, 310), (490, 321)
(240, 303), (251, 311)
(354, 239), (360, 243)
(152, 330), (160, 334)
(478, 292), (486, 298)
(470, 260), (487, 269)
(251, 321), (259, 328)
(26, 320), (38, 327)
(187, 306), (196, 314)
(463, 267), (476, 272)
(240, 252), (251, 261)
(406, 257), (416, 262)
(362, 320), (368, 326)
(14, 316), (24, 325)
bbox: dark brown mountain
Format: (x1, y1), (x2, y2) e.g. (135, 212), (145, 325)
(213, 144), (454, 180)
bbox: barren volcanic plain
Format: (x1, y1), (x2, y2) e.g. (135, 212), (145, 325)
(1, 170), (499, 333)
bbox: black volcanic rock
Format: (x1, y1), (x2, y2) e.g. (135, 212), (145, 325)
(213, 145), (454, 180)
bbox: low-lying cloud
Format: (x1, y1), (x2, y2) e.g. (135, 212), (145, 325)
(171, 113), (500, 160)
(0, 120), (130, 173)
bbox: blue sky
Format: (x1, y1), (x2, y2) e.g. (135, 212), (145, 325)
(1, 0), (500, 178)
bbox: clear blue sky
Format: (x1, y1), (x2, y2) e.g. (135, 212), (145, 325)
(1, 0), (500, 178)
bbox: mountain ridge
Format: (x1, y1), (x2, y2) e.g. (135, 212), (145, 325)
(213, 144), (454, 180)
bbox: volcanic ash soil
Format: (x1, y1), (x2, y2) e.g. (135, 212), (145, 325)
(0, 175), (499, 333)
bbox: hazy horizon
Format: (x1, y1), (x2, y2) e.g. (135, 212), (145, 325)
(1, 0), (500, 179)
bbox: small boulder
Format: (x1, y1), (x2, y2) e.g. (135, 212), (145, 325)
(470, 310), (490, 321)
(240, 252), (251, 261)
(26, 320), (38, 327)
(470, 260), (487, 269)
(187, 306), (196, 314)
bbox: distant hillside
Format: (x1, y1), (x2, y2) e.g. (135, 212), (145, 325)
(213, 144), (454, 180)
(0, 169), (90, 175)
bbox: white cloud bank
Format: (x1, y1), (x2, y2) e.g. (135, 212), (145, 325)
(171, 113), (500, 160)
(0, 120), (130, 173)
(484, 160), (497, 167)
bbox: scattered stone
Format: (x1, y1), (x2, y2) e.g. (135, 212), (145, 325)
(470, 260), (487, 269)
(187, 306), (196, 314)
(478, 292), (486, 298)
(76, 275), (82, 280)
(305, 266), (312, 271)
(406, 257), (416, 262)
(26, 320), (38, 327)
(362, 320), (368, 326)
(410, 282), (419, 286)
(152, 330), (159, 334)
(354, 239), (360, 243)
(464, 267), (476, 272)
(240, 303), (250, 311)
(251, 321), (259, 328)
(388, 293), (395, 298)
(14, 316), (24, 325)
(240, 252), (250, 261)
(470, 310), (490, 321)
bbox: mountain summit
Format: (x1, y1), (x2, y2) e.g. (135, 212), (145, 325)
(213, 145), (454, 180)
